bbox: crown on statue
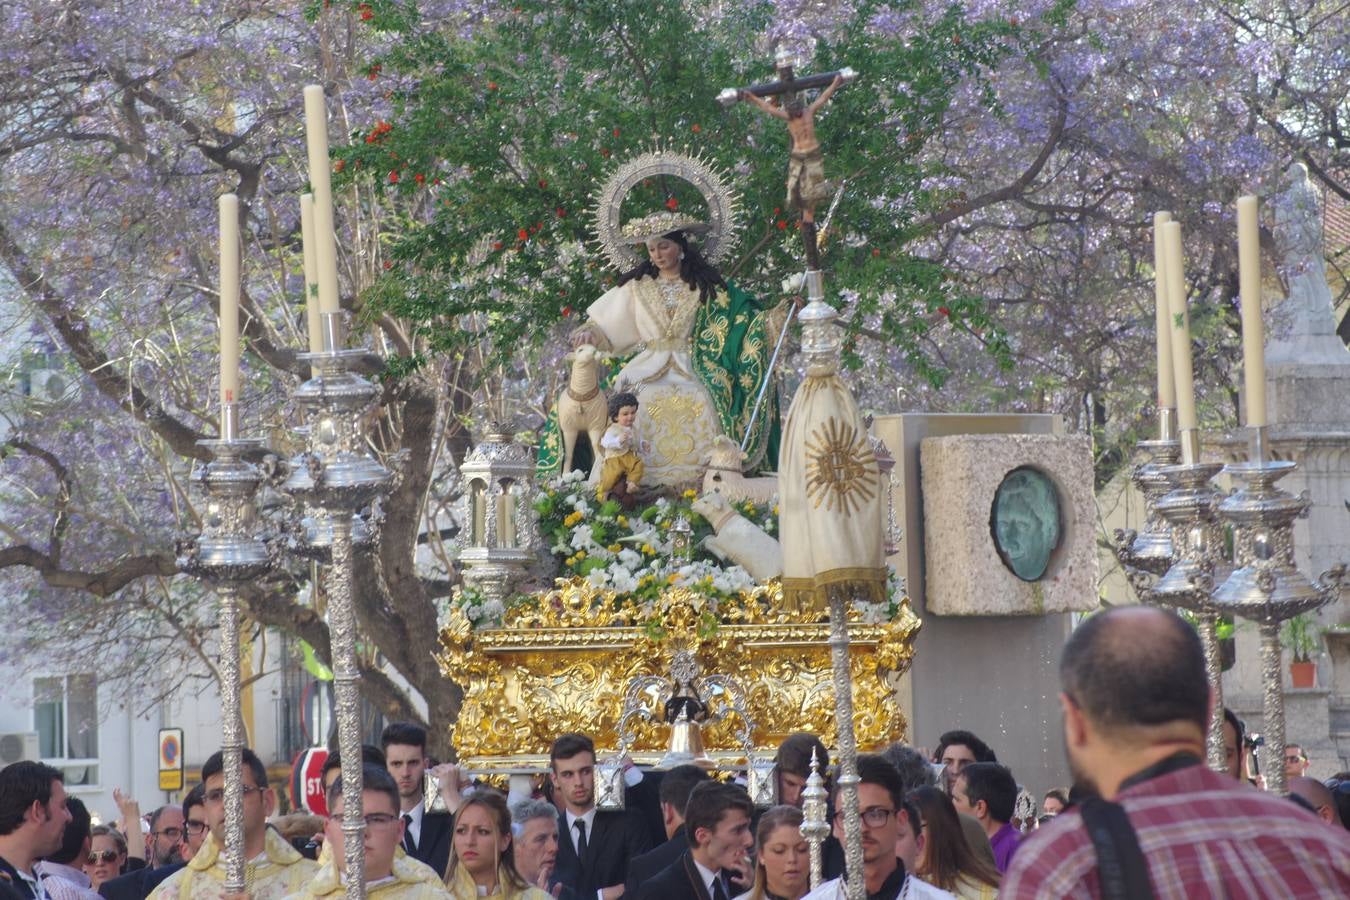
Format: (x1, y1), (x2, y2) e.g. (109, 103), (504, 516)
(620, 211), (712, 244)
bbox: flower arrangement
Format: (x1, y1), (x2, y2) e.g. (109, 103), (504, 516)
(450, 469), (905, 628)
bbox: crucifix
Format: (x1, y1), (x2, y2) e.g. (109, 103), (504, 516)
(718, 50), (857, 270)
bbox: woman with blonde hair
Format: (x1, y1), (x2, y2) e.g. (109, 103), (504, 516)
(444, 789), (550, 900)
(736, 805), (809, 900)
(908, 787), (1001, 899)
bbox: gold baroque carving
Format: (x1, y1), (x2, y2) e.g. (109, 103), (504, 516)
(438, 579), (921, 767)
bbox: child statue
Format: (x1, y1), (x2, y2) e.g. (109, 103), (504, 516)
(596, 391), (645, 508)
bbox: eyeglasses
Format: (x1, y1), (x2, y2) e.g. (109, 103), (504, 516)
(204, 785), (261, 804)
(328, 813), (399, 828)
(185, 820), (209, 835)
(152, 827), (184, 840)
(833, 807), (895, 828)
(87, 850), (120, 864)
(1285, 756), (1305, 764)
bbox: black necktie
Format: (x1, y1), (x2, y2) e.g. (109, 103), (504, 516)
(402, 813), (415, 854)
(574, 818), (588, 857)
(711, 877), (729, 900)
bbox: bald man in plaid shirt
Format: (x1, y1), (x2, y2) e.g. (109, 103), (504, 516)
(1003, 606), (1350, 898)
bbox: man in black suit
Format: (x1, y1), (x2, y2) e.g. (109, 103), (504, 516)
(633, 781), (753, 900)
(549, 733), (653, 899)
(381, 722), (452, 877)
(624, 765), (709, 894)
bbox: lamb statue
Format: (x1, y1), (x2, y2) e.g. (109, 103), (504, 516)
(557, 343), (609, 473)
(691, 491), (783, 583)
(701, 435), (779, 504)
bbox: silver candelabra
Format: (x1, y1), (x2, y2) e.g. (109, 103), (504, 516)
(176, 404), (274, 894)
(1114, 407), (1180, 585)
(281, 312), (396, 897)
(1213, 426), (1345, 794)
(1146, 430), (1229, 772)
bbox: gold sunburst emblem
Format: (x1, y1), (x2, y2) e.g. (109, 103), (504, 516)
(804, 418), (879, 516)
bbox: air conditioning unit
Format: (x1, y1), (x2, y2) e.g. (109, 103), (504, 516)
(0, 732), (40, 768)
(28, 369), (72, 402)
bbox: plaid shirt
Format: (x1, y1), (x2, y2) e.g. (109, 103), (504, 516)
(1002, 760), (1350, 898)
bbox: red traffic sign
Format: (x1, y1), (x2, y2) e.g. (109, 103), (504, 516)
(291, 747), (330, 816)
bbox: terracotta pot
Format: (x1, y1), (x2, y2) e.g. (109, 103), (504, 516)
(1290, 660), (1317, 689)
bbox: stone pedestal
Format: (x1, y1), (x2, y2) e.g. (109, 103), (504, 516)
(875, 414), (1074, 802)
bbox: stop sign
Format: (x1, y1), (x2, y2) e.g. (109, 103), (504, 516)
(290, 747), (330, 815)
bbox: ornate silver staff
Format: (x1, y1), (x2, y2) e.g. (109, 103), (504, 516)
(1213, 426), (1345, 794)
(177, 403), (273, 894)
(799, 748), (829, 890)
(282, 312), (394, 897)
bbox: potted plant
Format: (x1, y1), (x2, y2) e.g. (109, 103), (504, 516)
(1283, 613), (1320, 688)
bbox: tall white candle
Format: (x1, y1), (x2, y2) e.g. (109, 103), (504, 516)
(1153, 211), (1176, 409)
(1162, 221), (1197, 431)
(300, 193), (323, 376)
(303, 85), (341, 320)
(1237, 195), (1266, 427)
(219, 193), (241, 420)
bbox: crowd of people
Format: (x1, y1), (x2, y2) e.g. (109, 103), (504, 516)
(2, 606), (1349, 898)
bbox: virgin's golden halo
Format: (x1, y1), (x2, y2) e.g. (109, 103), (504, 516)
(591, 146), (742, 272)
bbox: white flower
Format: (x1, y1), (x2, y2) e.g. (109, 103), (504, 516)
(618, 548), (643, 569)
(610, 567), (638, 593)
(570, 524), (597, 551)
(586, 568), (611, 589)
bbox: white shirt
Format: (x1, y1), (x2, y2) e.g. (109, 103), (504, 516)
(693, 858), (721, 898)
(402, 798), (425, 848)
(564, 806), (598, 855)
(802, 875), (956, 900)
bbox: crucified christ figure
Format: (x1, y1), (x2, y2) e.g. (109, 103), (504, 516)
(739, 74), (845, 268)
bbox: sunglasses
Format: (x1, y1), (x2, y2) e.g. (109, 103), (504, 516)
(87, 850), (120, 865)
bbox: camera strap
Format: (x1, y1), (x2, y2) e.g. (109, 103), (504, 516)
(1080, 797), (1154, 900)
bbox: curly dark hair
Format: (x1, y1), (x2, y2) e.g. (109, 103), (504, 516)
(608, 391), (639, 422)
(615, 230), (726, 305)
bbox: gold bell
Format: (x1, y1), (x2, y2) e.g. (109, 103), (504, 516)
(657, 704), (715, 770)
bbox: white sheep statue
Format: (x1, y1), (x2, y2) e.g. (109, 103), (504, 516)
(691, 491), (783, 583)
(558, 344), (609, 473)
(701, 435), (779, 504)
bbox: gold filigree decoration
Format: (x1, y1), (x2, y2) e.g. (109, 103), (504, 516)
(437, 579), (922, 767)
(804, 418), (879, 515)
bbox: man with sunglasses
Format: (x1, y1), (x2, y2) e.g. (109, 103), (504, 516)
(99, 787), (205, 900)
(148, 750), (317, 900)
(286, 765), (448, 898)
(803, 755), (955, 899)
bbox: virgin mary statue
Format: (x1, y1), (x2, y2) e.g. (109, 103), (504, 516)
(563, 209), (786, 487)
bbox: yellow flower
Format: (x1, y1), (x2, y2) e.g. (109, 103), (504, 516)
(575, 550), (586, 560)
(641, 544), (655, 555)
(617, 515), (628, 526)
(564, 511), (583, 527)
(667, 573), (680, 584)
(772, 504), (780, 515)
(608, 543), (622, 553)
(682, 488), (697, 500)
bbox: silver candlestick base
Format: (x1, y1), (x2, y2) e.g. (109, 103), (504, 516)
(1147, 453), (1229, 772)
(177, 406), (274, 895)
(1213, 434), (1346, 794)
(281, 313), (394, 898)
(1114, 408), (1181, 584)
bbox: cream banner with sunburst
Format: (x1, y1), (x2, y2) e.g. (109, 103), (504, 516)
(779, 366), (887, 610)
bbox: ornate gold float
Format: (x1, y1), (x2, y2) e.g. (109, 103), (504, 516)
(437, 577), (921, 769)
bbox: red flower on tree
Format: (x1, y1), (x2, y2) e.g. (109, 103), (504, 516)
(388, 171), (399, 184)
(776, 219), (787, 230)
(665, 197), (678, 210)
(517, 228), (529, 240)
(358, 4), (373, 21)
(938, 306), (951, 317)
(414, 173), (425, 184)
